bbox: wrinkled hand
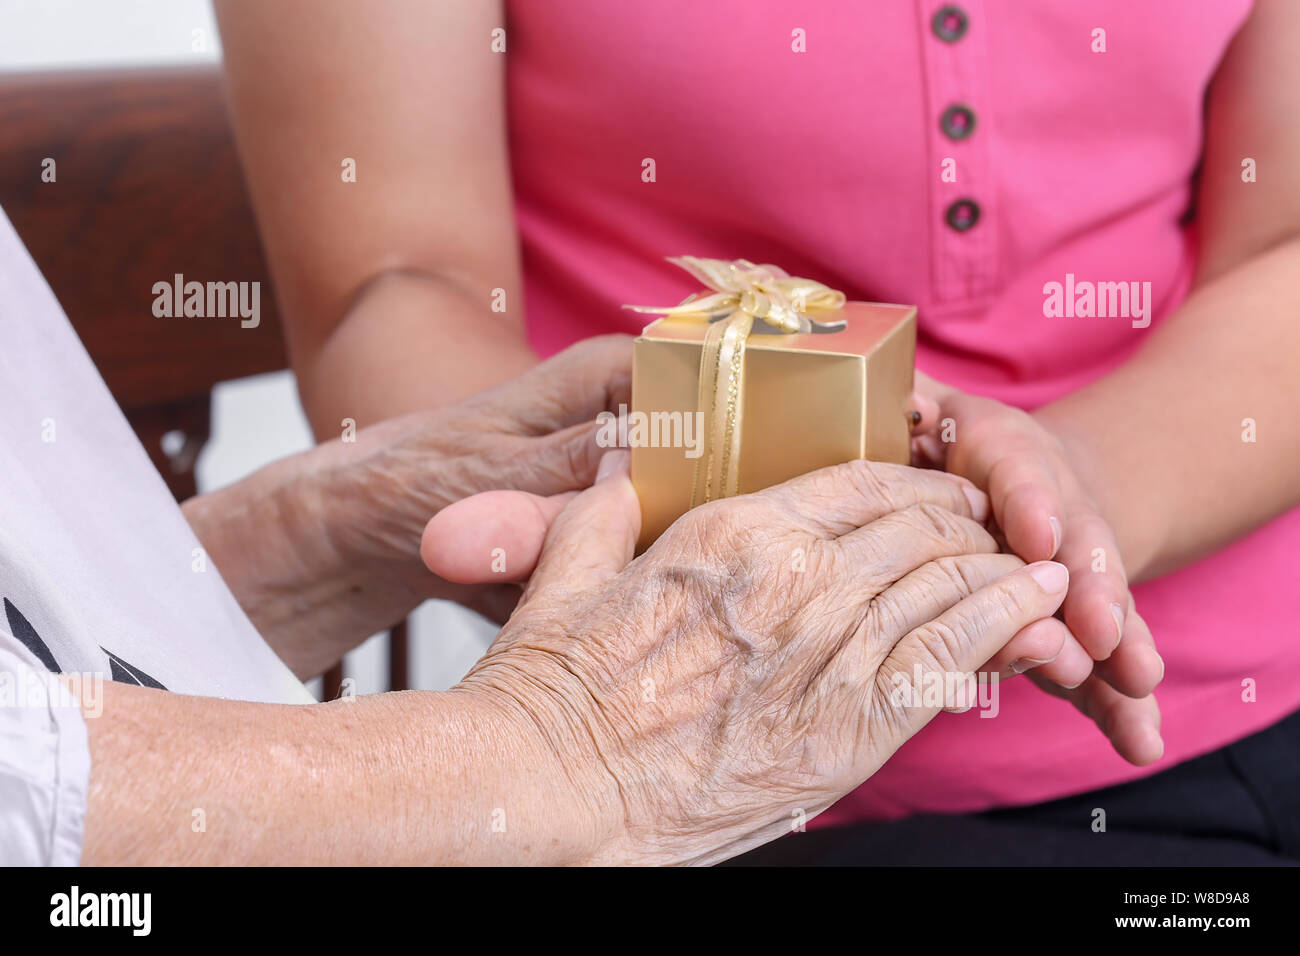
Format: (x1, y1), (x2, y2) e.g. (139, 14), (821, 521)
(911, 372), (1164, 765)
(440, 455), (1071, 865)
(313, 335), (633, 621)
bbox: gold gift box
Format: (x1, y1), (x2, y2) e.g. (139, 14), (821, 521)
(631, 301), (917, 550)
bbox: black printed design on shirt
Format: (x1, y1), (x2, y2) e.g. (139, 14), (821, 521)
(102, 647), (166, 689)
(4, 597), (58, 671)
(3, 596), (167, 690)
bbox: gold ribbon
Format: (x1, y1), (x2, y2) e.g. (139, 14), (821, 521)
(626, 257), (848, 508)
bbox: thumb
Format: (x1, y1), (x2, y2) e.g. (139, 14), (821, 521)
(421, 489), (576, 584)
(907, 371), (956, 461)
(522, 450), (640, 605)
(913, 369), (958, 404)
(906, 389), (941, 436)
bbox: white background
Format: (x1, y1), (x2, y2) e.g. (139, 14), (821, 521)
(0, 0), (498, 697)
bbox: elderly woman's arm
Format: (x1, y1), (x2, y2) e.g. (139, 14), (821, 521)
(178, 337), (631, 680)
(80, 459), (1073, 865)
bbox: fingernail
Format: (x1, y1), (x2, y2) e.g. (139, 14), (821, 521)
(596, 449), (630, 482)
(1048, 516), (1063, 556)
(961, 485), (989, 524)
(1142, 725), (1165, 762)
(1109, 603), (1125, 652)
(1010, 655), (1056, 674)
(1027, 560), (1068, 592)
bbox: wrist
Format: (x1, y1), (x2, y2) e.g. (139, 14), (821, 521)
(401, 681), (628, 865)
(455, 647), (643, 864)
(181, 463), (311, 604)
(185, 446), (431, 677)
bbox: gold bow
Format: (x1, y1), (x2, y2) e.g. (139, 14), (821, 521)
(625, 256), (848, 508)
(625, 256), (847, 333)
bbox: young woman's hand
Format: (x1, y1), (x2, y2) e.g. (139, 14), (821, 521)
(910, 373), (1164, 765)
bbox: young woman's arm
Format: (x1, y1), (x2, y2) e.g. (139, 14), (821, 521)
(215, 0), (535, 438)
(1035, 0), (1300, 580)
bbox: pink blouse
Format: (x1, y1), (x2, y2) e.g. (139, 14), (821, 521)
(505, 0), (1299, 822)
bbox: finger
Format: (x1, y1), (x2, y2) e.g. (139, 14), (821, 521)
(832, 505), (998, 602)
(866, 552), (1025, 640)
(766, 459), (989, 538)
(986, 447), (1066, 563)
(460, 415), (618, 502)
(912, 369), (957, 403)
(865, 561), (1069, 732)
(1093, 605), (1165, 699)
(906, 390), (941, 435)
(522, 450), (640, 603)
(421, 490), (577, 584)
(1013, 622), (1093, 688)
(936, 393), (1063, 563)
(856, 553), (1085, 685)
(1056, 513), (1135, 663)
(983, 617), (1071, 680)
(466, 334), (633, 434)
(911, 433), (948, 469)
(507, 418), (607, 492)
(940, 619), (1090, 714)
(1029, 671), (1164, 766)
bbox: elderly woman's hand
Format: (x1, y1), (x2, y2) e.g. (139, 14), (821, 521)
(442, 455), (1070, 865)
(183, 335), (633, 678)
(328, 335), (631, 558)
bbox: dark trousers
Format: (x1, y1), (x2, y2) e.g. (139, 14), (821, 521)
(729, 708), (1300, 866)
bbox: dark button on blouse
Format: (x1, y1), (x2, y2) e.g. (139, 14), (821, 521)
(931, 5), (969, 43)
(940, 104), (977, 140)
(945, 198), (981, 232)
